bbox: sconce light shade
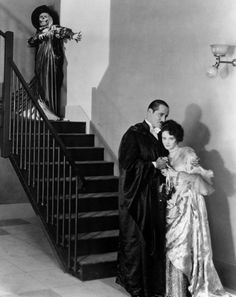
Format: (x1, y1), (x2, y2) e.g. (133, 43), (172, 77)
(206, 66), (218, 78)
(207, 44), (236, 78)
(210, 44), (229, 57)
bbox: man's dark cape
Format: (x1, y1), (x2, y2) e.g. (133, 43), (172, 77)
(116, 121), (168, 297)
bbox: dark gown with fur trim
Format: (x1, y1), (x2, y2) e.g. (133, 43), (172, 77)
(28, 25), (75, 117)
(116, 121), (168, 297)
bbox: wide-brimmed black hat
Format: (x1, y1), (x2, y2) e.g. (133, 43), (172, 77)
(31, 5), (59, 29)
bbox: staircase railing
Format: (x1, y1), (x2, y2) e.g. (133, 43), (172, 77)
(0, 30), (84, 274)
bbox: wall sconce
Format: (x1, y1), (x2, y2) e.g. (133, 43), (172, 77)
(206, 44), (236, 78)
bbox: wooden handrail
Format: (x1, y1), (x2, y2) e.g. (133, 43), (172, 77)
(0, 30), (6, 37)
(9, 60), (79, 175)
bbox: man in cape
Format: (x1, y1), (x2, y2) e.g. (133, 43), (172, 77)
(116, 99), (169, 297)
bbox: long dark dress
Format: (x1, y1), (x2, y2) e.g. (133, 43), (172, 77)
(28, 25), (75, 117)
(116, 121), (168, 297)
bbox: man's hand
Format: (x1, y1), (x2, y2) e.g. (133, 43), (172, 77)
(156, 157), (168, 170)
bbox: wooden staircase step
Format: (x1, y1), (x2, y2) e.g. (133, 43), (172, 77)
(57, 210), (119, 233)
(18, 133), (95, 147)
(30, 160), (114, 176)
(58, 134), (95, 147)
(76, 252), (117, 280)
(76, 229), (119, 240)
(66, 147), (104, 161)
(51, 121), (86, 133)
(38, 175), (118, 194)
(53, 192), (118, 212)
(64, 230), (119, 256)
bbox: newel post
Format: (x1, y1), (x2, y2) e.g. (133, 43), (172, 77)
(1, 31), (13, 157)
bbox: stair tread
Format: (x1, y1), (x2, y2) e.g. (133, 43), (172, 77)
(67, 147), (103, 150)
(54, 192), (118, 199)
(79, 192), (118, 198)
(75, 229), (119, 240)
(77, 251), (117, 265)
(33, 160), (113, 165)
(40, 175), (118, 182)
(58, 133), (93, 136)
(77, 209), (118, 218)
(58, 209), (118, 220)
(85, 175), (118, 181)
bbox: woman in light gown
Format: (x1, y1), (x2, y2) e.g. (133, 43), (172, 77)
(160, 120), (231, 297)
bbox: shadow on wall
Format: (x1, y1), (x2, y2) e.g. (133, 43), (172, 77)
(182, 103), (236, 285)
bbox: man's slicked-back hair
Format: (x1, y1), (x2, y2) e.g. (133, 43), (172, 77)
(148, 99), (169, 111)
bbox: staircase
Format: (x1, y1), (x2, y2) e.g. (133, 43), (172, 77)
(51, 120), (119, 280)
(0, 30), (119, 281)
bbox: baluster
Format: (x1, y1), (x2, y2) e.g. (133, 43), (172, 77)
(41, 122), (46, 205)
(51, 138), (56, 225)
(56, 146), (61, 244)
(73, 175), (79, 273)
(27, 100), (32, 185)
(9, 70), (13, 141)
(32, 107), (37, 186)
(11, 72), (16, 154)
(19, 82), (24, 169)
(16, 77), (20, 155)
(67, 166), (72, 269)
(61, 156), (66, 246)
(24, 91), (28, 170)
(36, 117), (41, 203)
(46, 129), (50, 223)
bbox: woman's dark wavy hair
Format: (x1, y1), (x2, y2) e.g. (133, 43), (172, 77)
(161, 120), (184, 143)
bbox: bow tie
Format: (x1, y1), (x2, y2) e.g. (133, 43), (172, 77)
(150, 127), (161, 138)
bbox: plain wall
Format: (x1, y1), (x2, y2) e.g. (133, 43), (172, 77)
(60, 0), (110, 119)
(90, 0), (236, 289)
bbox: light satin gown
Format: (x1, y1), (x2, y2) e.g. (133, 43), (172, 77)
(165, 146), (231, 297)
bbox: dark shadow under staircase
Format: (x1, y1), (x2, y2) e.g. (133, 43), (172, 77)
(0, 30), (119, 281)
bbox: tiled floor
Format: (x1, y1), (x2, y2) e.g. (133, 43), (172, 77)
(0, 203), (129, 297)
(0, 203), (235, 297)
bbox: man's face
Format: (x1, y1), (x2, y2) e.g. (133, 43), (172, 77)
(39, 12), (50, 28)
(148, 105), (169, 128)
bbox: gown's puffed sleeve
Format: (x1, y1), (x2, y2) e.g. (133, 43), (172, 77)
(175, 147), (214, 196)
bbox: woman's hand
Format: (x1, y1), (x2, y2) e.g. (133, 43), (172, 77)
(161, 165), (178, 178)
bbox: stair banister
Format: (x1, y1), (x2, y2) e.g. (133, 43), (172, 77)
(1, 31), (13, 157)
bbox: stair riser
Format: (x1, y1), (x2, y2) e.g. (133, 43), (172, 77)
(16, 134), (95, 147)
(60, 135), (94, 147)
(14, 121), (86, 134)
(76, 261), (117, 281)
(62, 236), (118, 256)
(30, 162), (114, 177)
(58, 215), (118, 233)
(51, 122), (86, 133)
(53, 196), (118, 212)
(37, 178), (118, 194)
(25, 147), (104, 161)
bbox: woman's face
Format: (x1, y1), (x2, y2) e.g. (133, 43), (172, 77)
(162, 130), (178, 151)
